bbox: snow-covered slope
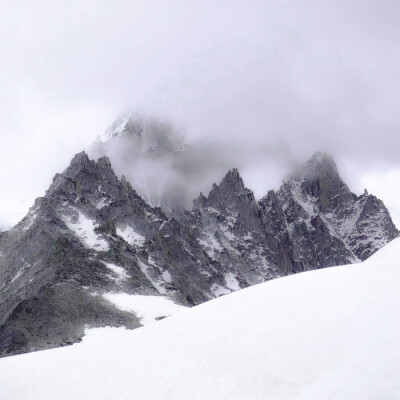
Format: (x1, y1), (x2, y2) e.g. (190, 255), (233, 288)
(1, 238), (400, 400)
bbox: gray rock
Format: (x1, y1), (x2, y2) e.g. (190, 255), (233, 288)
(0, 150), (397, 357)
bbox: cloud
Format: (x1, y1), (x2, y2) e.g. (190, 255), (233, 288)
(0, 0), (399, 225)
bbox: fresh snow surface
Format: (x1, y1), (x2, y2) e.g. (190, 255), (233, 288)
(116, 225), (146, 247)
(104, 263), (129, 282)
(62, 210), (109, 251)
(1, 238), (400, 399)
(102, 293), (186, 325)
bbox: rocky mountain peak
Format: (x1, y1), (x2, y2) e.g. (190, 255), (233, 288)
(208, 168), (245, 198)
(0, 148), (398, 358)
(282, 152), (352, 213)
(70, 150), (90, 165)
(97, 114), (185, 158)
(306, 151), (338, 171)
(219, 168), (245, 190)
(88, 114), (190, 218)
(192, 192), (208, 210)
(100, 114), (144, 142)
(197, 168), (256, 214)
(286, 152), (340, 183)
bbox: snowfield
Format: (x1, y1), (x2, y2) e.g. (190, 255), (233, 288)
(101, 293), (187, 325)
(1, 239), (400, 399)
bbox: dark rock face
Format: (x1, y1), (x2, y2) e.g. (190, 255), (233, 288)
(0, 151), (397, 357)
(274, 153), (398, 267)
(0, 152), (215, 357)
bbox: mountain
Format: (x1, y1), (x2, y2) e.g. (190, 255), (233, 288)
(0, 152), (216, 357)
(260, 152), (398, 270)
(191, 152), (397, 282)
(97, 114), (186, 157)
(89, 114), (189, 217)
(1, 237), (399, 399)
(0, 148), (397, 357)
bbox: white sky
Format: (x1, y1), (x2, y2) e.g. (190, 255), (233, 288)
(1, 1), (400, 227)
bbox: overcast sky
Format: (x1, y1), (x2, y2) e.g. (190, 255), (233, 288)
(1, 0), (400, 227)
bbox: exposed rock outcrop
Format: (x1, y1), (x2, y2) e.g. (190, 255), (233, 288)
(0, 151), (397, 357)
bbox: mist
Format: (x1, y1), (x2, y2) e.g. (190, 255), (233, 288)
(87, 113), (299, 219)
(1, 0), (400, 226)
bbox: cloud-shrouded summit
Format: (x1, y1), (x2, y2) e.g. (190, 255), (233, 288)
(88, 113), (294, 219)
(0, 2), (399, 396)
(0, 138), (397, 357)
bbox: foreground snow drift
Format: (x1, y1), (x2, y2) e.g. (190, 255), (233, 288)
(1, 239), (400, 399)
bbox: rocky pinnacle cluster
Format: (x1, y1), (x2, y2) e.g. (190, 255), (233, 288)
(0, 148), (397, 357)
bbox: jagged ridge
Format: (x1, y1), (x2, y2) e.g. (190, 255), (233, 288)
(0, 151), (397, 357)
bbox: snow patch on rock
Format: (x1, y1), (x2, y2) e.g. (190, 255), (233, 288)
(116, 225), (146, 247)
(62, 210), (109, 251)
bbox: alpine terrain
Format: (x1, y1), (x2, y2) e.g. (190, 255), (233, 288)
(0, 115), (397, 357)
(1, 236), (400, 399)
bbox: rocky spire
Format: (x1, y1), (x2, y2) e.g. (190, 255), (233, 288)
(283, 152), (354, 212)
(205, 169), (256, 213)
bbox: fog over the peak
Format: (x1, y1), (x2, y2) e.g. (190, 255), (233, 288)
(89, 115), (296, 215)
(0, 0), (400, 226)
